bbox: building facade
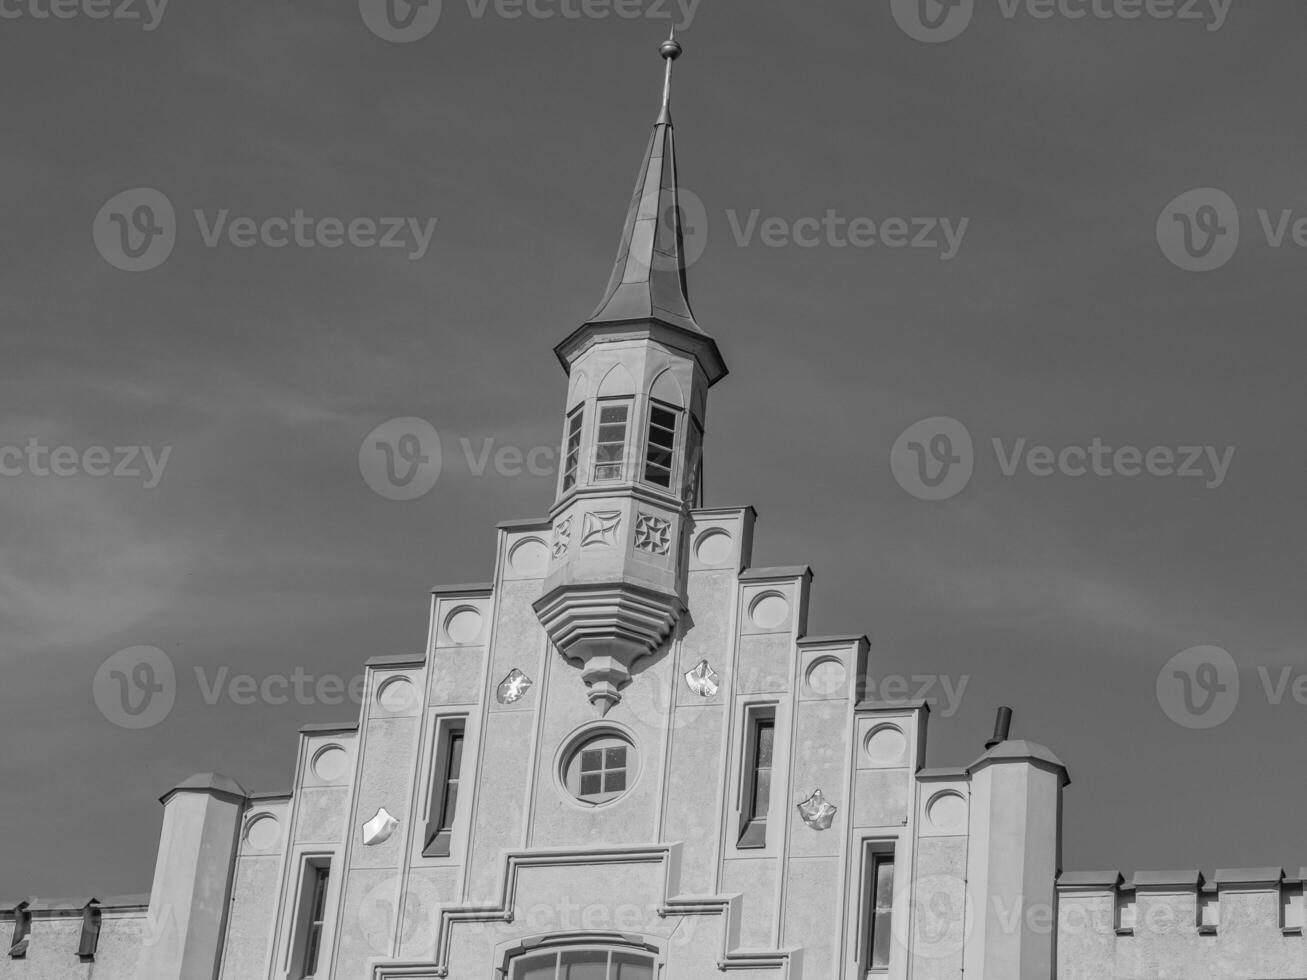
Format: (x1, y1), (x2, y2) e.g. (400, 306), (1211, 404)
(4, 41), (1305, 980)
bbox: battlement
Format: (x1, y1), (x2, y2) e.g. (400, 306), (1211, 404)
(1057, 868), (1307, 980)
(0, 896), (150, 977)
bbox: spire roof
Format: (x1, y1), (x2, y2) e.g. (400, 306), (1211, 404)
(586, 35), (705, 335)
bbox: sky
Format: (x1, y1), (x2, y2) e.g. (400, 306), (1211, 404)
(2, 0), (1305, 897)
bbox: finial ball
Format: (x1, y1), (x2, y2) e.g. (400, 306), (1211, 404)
(659, 38), (683, 61)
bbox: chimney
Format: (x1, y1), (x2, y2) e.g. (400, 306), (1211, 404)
(985, 706), (1013, 749)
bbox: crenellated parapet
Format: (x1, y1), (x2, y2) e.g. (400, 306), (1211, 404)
(0, 895), (148, 977)
(1057, 866), (1307, 980)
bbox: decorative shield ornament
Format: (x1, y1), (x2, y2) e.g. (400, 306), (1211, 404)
(684, 659), (720, 697)
(361, 807), (400, 846)
(796, 789), (837, 831)
(496, 668), (533, 704)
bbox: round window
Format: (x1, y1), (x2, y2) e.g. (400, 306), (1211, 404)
(563, 732), (636, 805)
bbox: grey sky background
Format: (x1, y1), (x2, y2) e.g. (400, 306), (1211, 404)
(3, 0), (1305, 896)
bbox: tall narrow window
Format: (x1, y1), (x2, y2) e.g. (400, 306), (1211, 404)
(292, 860), (331, 979)
(683, 419), (703, 506)
(424, 721), (465, 858)
(866, 854), (895, 971)
(593, 402), (630, 481)
(561, 406), (584, 492)
(737, 708), (775, 848)
(643, 403), (679, 488)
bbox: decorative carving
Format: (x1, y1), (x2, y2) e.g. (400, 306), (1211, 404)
(552, 517), (571, 559)
(634, 513), (672, 555)
(685, 659), (719, 697)
(362, 807), (399, 846)
(796, 789), (837, 831)
(533, 584), (685, 716)
(496, 668), (533, 704)
(581, 510), (623, 548)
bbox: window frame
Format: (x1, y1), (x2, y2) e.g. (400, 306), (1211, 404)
(641, 399), (681, 490)
(290, 857), (332, 980)
(736, 705), (777, 849)
(560, 404), (585, 495)
(564, 733), (633, 806)
(591, 397), (633, 483)
(423, 716), (467, 858)
(499, 935), (661, 980)
(864, 851), (895, 973)
(682, 416), (703, 507)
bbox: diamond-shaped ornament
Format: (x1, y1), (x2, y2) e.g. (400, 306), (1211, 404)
(684, 659), (720, 697)
(496, 668), (533, 704)
(581, 510), (622, 548)
(796, 789), (837, 831)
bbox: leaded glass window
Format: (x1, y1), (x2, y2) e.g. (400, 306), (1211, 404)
(564, 734), (635, 805)
(511, 948), (655, 980)
(593, 402), (630, 482)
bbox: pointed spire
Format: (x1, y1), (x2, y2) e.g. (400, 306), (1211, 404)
(586, 34), (705, 336)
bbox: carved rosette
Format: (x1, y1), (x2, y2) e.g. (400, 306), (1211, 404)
(634, 512), (672, 555)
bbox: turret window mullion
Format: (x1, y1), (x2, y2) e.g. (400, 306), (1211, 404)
(593, 400), (631, 482)
(561, 406), (584, 492)
(643, 403), (679, 489)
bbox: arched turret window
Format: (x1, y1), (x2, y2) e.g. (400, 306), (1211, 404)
(509, 946), (655, 980)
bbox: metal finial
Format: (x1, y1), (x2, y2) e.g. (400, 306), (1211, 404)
(659, 33), (682, 117)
